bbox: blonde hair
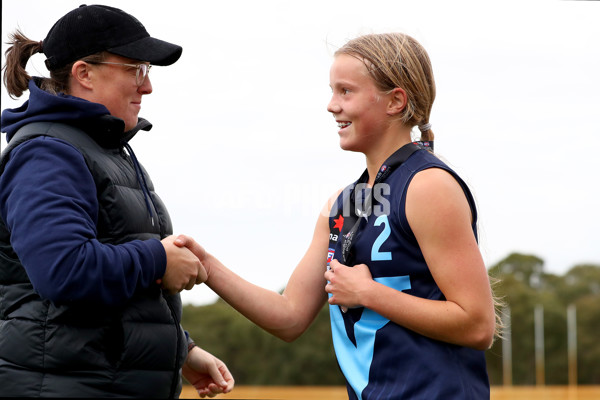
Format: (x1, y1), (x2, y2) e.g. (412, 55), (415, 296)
(335, 33), (435, 142)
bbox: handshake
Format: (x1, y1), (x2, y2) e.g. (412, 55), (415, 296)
(158, 235), (207, 294)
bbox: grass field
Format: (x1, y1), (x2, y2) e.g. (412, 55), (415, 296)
(181, 385), (600, 399)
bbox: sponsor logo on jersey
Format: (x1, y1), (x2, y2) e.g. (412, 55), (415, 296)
(327, 248), (335, 264)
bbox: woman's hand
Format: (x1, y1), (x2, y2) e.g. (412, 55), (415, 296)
(182, 346), (234, 398)
(159, 235), (206, 293)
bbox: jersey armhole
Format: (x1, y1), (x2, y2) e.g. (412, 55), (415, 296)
(395, 165), (479, 243)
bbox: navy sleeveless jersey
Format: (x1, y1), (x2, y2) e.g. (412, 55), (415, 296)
(327, 148), (490, 400)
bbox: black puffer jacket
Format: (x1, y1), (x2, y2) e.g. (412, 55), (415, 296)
(0, 119), (187, 398)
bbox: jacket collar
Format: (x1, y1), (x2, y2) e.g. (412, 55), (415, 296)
(68, 116), (153, 148)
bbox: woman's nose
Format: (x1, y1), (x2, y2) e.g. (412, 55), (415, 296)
(138, 76), (153, 95)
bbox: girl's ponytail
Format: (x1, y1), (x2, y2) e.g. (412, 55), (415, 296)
(418, 122), (434, 142)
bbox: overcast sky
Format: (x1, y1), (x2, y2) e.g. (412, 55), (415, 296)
(2, 0), (599, 305)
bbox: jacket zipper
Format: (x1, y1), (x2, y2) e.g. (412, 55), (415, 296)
(167, 299), (183, 399)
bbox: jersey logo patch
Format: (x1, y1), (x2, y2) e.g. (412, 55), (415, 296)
(333, 214), (344, 231)
(327, 248), (336, 265)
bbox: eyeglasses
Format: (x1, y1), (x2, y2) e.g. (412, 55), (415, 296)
(91, 62), (152, 86)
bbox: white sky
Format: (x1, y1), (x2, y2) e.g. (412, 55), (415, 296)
(2, 0), (599, 305)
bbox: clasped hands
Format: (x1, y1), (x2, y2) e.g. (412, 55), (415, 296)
(159, 235), (209, 294)
(161, 234), (375, 311)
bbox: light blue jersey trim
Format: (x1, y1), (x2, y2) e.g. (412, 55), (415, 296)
(330, 276), (411, 400)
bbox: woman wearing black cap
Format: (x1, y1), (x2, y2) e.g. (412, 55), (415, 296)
(0, 4), (233, 398)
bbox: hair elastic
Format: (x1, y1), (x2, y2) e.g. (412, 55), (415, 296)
(418, 123), (432, 133)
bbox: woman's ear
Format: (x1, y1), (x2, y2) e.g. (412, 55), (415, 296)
(387, 87), (407, 115)
(71, 61), (94, 90)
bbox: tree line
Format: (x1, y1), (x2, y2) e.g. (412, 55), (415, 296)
(181, 253), (600, 386)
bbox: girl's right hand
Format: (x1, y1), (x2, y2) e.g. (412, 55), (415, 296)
(173, 235), (211, 277)
(160, 235), (206, 293)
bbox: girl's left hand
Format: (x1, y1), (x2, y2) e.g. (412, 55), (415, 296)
(325, 259), (374, 309)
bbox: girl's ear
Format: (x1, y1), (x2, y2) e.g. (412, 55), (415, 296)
(387, 87), (407, 115)
(71, 61), (94, 90)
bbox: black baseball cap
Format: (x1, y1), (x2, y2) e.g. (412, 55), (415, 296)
(43, 4), (182, 70)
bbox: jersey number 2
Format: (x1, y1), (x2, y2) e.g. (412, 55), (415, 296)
(371, 215), (392, 261)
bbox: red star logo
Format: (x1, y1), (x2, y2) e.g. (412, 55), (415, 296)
(333, 215), (344, 231)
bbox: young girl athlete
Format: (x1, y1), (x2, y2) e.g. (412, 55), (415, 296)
(177, 32), (497, 399)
